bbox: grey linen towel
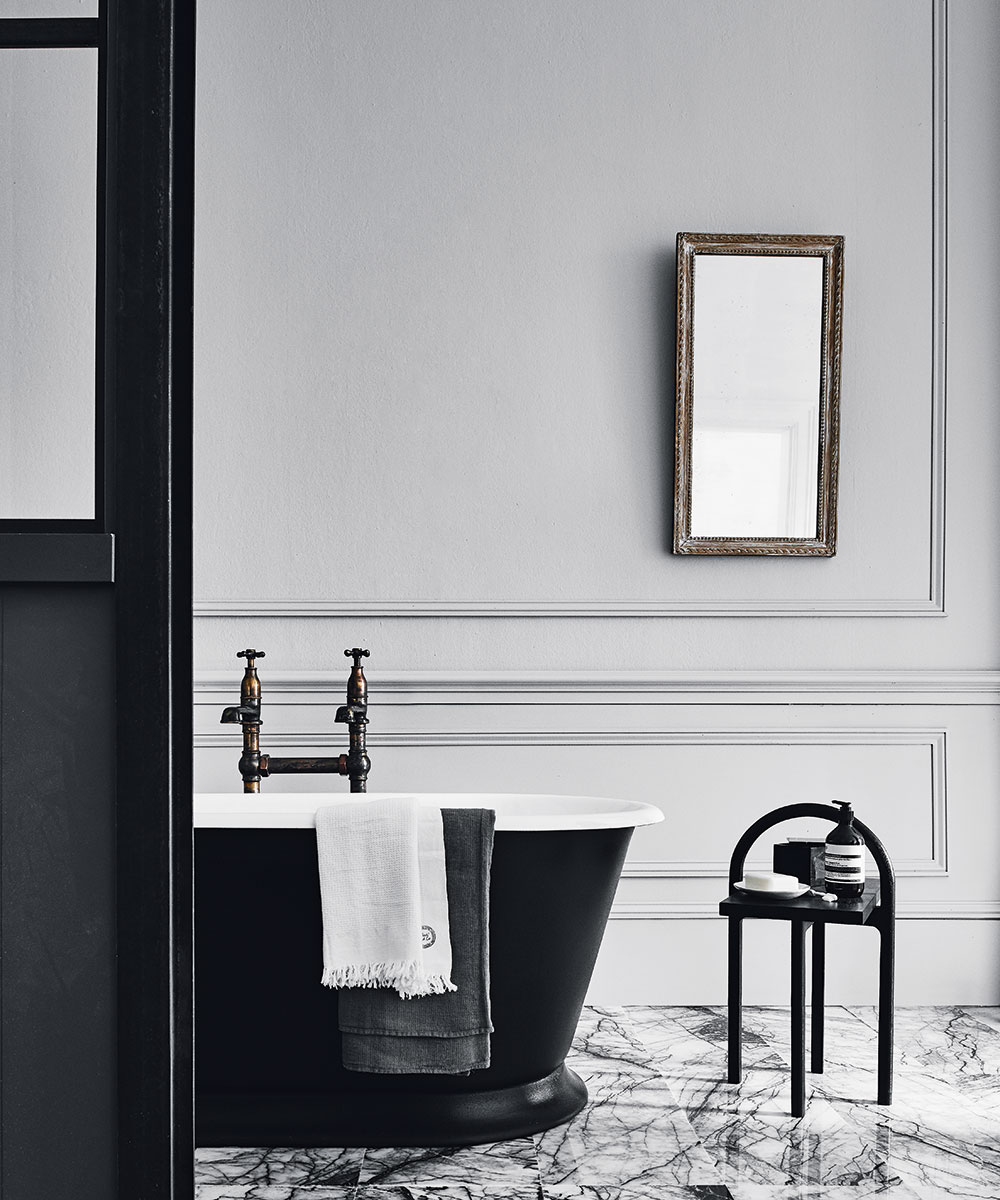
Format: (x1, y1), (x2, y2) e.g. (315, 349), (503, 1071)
(338, 806), (495, 1074)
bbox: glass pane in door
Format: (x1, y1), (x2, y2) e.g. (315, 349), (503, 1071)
(0, 3), (97, 16)
(0, 47), (98, 519)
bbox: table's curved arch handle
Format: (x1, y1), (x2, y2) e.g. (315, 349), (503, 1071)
(726, 801), (894, 915)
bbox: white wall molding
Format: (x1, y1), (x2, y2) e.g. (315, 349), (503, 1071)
(193, 594), (946, 619)
(195, 8), (948, 624)
(196, 728), (949, 745)
(930, 0), (948, 614)
(194, 8), (947, 621)
(196, 725), (948, 879)
(197, 727), (949, 747)
(610, 900), (1000, 921)
(194, 668), (1000, 705)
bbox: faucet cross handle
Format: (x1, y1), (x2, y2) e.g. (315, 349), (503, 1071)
(238, 648), (265, 664)
(345, 648), (370, 667)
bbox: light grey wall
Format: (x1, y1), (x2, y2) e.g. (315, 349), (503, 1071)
(194, 0), (1000, 1002)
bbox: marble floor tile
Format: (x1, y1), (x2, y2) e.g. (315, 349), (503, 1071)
(543, 1185), (733, 1200)
(353, 1184), (543, 1199)
(812, 1090), (1000, 1200)
(625, 1005), (787, 1075)
(962, 1006), (1000, 1036)
(859, 1006), (1000, 1107)
(194, 1146), (364, 1189)
(535, 1064), (721, 1193)
(626, 1009), (903, 1194)
(357, 1139), (538, 1187)
(196, 1006), (1000, 1200)
(196, 1187), (357, 1200)
(569, 1005), (660, 1076)
(725, 1186), (921, 1200)
(685, 1079), (898, 1192)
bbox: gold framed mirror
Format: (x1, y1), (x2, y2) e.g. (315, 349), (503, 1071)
(673, 232), (844, 556)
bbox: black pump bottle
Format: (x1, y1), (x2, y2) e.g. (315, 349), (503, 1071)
(824, 799), (865, 898)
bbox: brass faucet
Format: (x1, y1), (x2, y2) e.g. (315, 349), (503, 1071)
(221, 648), (371, 793)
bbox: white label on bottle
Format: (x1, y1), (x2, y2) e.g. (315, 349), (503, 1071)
(825, 844), (865, 884)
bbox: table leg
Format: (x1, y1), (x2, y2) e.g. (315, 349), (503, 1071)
(790, 920), (808, 1117)
(728, 915), (743, 1083)
(811, 921), (825, 1074)
(877, 915), (894, 1104)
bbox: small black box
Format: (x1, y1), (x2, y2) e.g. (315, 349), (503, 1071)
(773, 840), (825, 885)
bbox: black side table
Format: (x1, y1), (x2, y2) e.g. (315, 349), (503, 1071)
(719, 802), (895, 1118)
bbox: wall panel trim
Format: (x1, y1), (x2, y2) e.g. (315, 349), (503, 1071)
(193, 594), (946, 619)
(193, 4), (947, 621)
(194, 668), (1000, 704)
(196, 725), (948, 880)
(610, 900), (1000, 921)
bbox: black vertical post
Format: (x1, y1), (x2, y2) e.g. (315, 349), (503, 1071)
(877, 916), (894, 1104)
(790, 921), (808, 1117)
(111, 0), (195, 1196)
(727, 916), (743, 1083)
(811, 921), (825, 1074)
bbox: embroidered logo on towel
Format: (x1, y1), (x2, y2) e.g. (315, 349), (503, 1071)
(421, 924), (436, 948)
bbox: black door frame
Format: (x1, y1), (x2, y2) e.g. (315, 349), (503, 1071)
(110, 1), (195, 1196)
(0, 3), (194, 1195)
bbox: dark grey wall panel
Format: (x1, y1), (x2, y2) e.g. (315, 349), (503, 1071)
(1, 585), (116, 1199)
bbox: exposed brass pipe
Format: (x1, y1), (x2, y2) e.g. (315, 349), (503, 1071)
(220, 647), (371, 793)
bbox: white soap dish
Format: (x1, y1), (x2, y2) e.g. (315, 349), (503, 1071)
(735, 880), (809, 900)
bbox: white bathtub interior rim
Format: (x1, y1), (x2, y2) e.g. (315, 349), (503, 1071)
(194, 792), (665, 832)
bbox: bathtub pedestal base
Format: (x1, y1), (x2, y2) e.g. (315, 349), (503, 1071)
(196, 1062), (587, 1147)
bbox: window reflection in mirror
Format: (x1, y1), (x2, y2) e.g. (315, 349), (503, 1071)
(673, 234), (843, 556)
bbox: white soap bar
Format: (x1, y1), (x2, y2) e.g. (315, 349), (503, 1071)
(744, 870), (800, 892)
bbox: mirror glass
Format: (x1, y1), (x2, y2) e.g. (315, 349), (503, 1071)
(673, 234), (843, 556)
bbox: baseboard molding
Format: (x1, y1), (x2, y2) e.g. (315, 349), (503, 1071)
(610, 901), (1000, 921)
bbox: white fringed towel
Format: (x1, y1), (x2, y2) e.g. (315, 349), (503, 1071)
(316, 796), (456, 999)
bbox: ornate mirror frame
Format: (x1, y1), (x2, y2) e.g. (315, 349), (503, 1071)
(673, 232), (844, 556)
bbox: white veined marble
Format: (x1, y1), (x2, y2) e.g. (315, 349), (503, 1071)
(196, 1004), (1000, 1199)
